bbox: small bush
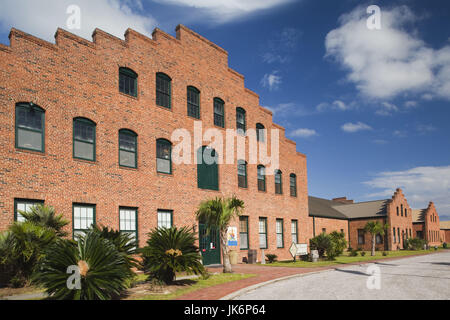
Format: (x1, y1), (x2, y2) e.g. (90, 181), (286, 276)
(360, 251), (366, 257)
(382, 252), (388, 256)
(309, 233), (330, 258)
(357, 247), (363, 252)
(406, 238), (427, 251)
(349, 250), (358, 257)
(140, 227), (206, 284)
(443, 242), (448, 249)
(266, 254), (278, 264)
(347, 247), (353, 252)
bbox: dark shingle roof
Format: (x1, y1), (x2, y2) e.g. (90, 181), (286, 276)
(309, 196), (389, 220)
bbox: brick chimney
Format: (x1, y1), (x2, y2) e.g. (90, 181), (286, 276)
(332, 197), (354, 204)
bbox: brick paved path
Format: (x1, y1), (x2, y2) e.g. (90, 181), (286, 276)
(176, 252), (440, 300)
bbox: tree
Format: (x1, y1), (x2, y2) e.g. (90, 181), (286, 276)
(364, 221), (389, 256)
(195, 196), (245, 273)
(140, 227), (206, 284)
(19, 204), (69, 237)
(33, 231), (132, 300)
(309, 233), (331, 258)
(327, 231), (348, 260)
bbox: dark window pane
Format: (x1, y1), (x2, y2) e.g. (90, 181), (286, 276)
(119, 68), (137, 97)
(156, 74), (171, 109)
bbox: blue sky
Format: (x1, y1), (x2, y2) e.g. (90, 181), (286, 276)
(0, 0), (449, 220)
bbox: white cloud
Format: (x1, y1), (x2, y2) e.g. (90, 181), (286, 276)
(290, 128), (318, 138)
(375, 102), (399, 116)
(393, 130), (407, 138)
(316, 100), (353, 112)
(325, 5), (450, 101)
(404, 100), (418, 108)
(341, 122), (372, 133)
(261, 71), (282, 91)
(0, 0), (157, 42)
(364, 166), (450, 216)
(417, 124), (437, 135)
(152, 0), (295, 23)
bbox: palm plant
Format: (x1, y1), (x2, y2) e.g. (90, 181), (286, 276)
(3, 222), (57, 287)
(90, 225), (138, 270)
(195, 196), (245, 273)
(364, 221), (389, 256)
(309, 233), (331, 258)
(19, 204), (69, 237)
(140, 227), (206, 284)
(33, 231), (132, 300)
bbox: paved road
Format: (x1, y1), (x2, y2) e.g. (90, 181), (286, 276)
(234, 251), (450, 300)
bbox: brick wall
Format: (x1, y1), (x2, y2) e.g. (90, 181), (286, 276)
(422, 202), (442, 246)
(386, 189), (413, 250)
(348, 218), (387, 251)
(0, 25), (311, 262)
(311, 216), (349, 244)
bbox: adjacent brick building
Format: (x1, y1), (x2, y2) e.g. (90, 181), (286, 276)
(412, 202), (443, 246)
(309, 189), (430, 251)
(440, 221), (450, 243)
(0, 25), (311, 264)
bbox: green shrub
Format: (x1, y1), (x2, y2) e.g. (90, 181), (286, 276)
(140, 227), (206, 284)
(266, 254), (278, 264)
(19, 205), (69, 237)
(349, 249), (358, 257)
(347, 247), (353, 252)
(360, 251), (366, 257)
(309, 233), (331, 258)
(326, 232), (348, 260)
(406, 238), (427, 251)
(443, 242), (448, 249)
(382, 252), (388, 256)
(33, 231), (132, 300)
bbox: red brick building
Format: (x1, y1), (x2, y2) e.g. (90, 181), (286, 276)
(0, 25), (310, 264)
(440, 221), (450, 243)
(412, 202), (443, 246)
(310, 189), (419, 251)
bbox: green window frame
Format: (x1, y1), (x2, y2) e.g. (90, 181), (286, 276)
(14, 199), (44, 222)
(291, 220), (298, 244)
(15, 102), (45, 153)
(214, 98), (225, 128)
(290, 174), (297, 197)
(156, 139), (172, 174)
(275, 170), (283, 194)
(72, 204), (96, 241)
(197, 146), (219, 191)
(156, 72), (172, 109)
(256, 123), (265, 142)
(239, 216), (249, 250)
(119, 207), (138, 248)
(187, 86), (200, 119)
(73, 118), (96, 161)
(238, 160), (248, 188)
(236, 107), (246, 134)
(276, 219), (284, 248)
(157, 210), (173, 229)
(119, 67), (138, 97)
(119, 129), (137, 168)
(257, 165), (266, 192)
(259, 217), (268, 249)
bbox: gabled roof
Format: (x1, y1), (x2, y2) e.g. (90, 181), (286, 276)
(309, 196), (389, 220)
(308, 197), (349, 220)
(440, 221), (450, 230)
(412, 209), (426, 223)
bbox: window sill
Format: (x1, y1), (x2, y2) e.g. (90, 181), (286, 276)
(74, 158), (97, 165)
(15, 148), (46, 156)
(187, 115), (201, 121)
(119, 165), (138, 171)
(157, 171), (173, 177)
(155, 104), (173, 112)
(119, 92), (139, 100)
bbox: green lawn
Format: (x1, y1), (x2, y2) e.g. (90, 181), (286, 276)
(263, 249), (442, 268)
(131, 273), (256, 300)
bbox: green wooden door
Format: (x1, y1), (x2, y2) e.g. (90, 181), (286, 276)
(199, 224), (221, 266)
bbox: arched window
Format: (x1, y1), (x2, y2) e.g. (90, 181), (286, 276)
(257, 165), (266, 192)
(119, 129), (137, 168)
(275, 170), (283, 195)
(156, 139), (172, 174)
(187, 86), (200, 119)
(73, 118), (96, 161)
(236, 107), (246, 134)
(237, 160), (247, 188)
(156, 73), (172, 109)
(290, 174), (297, 197)
(119, 67), (138, 97)
(197, 146), (219, 191)
(256, 123), (265, 142)
(15, 102), (45, 152)
(214, 98), (225, 128)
